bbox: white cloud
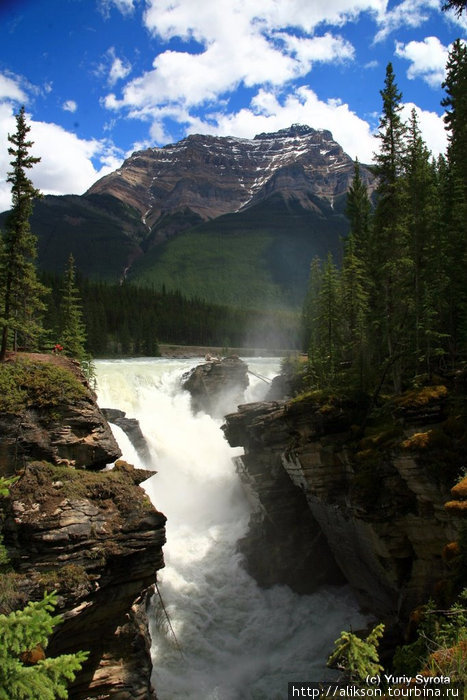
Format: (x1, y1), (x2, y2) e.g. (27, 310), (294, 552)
(105, 17), (358, 117)
(62, 99), (78, 113)
(105, 0), (414, 117)
(401, 101), (447, 155)
(0, 104), (123, 211)
(374, 0), (439, 43)
(99, 0), (135, 18)
(107, 48), (132, 86)
(101, 0), (451, 166)
(395, 36), (450, 87)
(0, 72), (28, 103)
(143, 0), (387, 41)
(161, 86), (378, 163)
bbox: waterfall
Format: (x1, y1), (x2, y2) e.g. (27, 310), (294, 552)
(95, 357), (367, 700)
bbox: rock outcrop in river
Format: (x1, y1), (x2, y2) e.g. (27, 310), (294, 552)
(182, 355), (249, 416)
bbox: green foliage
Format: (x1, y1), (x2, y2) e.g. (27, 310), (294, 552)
(127, 195), (346, 310)
(41, 273), (300, 355)
(300, 51), (467, 399)
(327, 623), (384, 682)
(393, 590), (467, 680)
(0, 358), (86, 414)
(0, 476), (18, 574)
(58, 254), (87, 361)
(0, 106), (48, 360)
(0, 591), (88, 699)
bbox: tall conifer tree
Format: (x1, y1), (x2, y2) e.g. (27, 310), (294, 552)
(403, 109), (440, 373)
(371, 63), (408, 391)
(58, 254), (87, 360)
(441, 39), (467, 356)
(0, 107), (46, 360)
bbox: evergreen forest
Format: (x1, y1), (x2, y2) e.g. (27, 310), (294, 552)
(302, 43), (467, 397)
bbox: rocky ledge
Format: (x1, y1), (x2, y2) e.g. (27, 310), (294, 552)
(0, 353), (120, 474)
(223, 379), (466, 618)
(0, 354), (166, 698)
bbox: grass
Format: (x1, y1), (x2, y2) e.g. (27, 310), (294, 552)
(0, 357), (86, 415)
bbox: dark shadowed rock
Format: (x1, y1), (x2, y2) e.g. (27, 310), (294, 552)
(223, 387), (464, 618)
(101, 408), (151, 463)
(3, 460), (165, 699)
(182, 356), (249, 417)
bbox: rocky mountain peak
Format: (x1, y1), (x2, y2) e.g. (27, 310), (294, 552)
(87, 124), (369, 237)
(253, 123), (331, 140)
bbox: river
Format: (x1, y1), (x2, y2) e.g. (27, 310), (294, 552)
(95, 357), (366, 700)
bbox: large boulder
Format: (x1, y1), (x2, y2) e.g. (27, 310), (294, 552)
(182, 355), (249, 417)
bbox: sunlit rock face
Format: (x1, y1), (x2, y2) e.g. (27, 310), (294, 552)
(0, 355), (166, 699)
(88, 125), (374, 236)
(0, 357), (121, 475)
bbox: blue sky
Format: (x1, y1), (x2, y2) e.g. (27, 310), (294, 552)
(0, 0), (465, 210)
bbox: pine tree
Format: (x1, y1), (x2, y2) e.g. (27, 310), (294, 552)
(0, 591), (88, 699)
(442, 39), (467, 198)
(440, 39), (467, 357)
(58, 254), (87, 360)
(327, 624), (384, 683)
(345, 159), (372, 262)
(302, 256), (323, 352)
(0, 107), (47, 361)
(402, 109), (441, 374)
(371, 63), (409, 392)
(340, 234), (370, 389)
(307, 253), (342, 387)
(442, 0), (467, 17)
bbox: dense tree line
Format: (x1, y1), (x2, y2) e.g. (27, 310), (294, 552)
(41, 274), (300, 356)
(303, 42), (467, 396)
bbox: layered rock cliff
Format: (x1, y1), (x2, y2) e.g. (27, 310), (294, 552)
(87, 125), (373, 233)
(0, 353), (120, 475)
(0, 354), (166, 698)
(223, 378), (466, 618)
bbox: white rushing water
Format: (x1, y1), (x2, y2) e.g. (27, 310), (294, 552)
(95, 357), (367, 700)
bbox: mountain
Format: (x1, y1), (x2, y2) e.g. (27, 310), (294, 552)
(1, 124), (374, 308)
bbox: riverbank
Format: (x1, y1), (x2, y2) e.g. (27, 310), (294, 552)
(158, 344), (294, 358)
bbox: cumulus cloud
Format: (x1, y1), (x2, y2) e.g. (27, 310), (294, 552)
(107, 48), (132, 86)
(142, 86), (378, 163)
(0, 72), (28, 103)
(395, 36), (450, 87)
(374, 0), (439, 43)
(106, 0), (372, 115)
(100, 0), (451, 166)
(0, 103), (123, 212)
(62, 99), (77, 113)
(401, 101), (447, 155)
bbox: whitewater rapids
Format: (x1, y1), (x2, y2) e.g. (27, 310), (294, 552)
(95, 357), (367, 700)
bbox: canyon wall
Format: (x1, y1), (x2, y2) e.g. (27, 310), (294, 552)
(0, 354), (165, 698)
(223, 378), (466, 618)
